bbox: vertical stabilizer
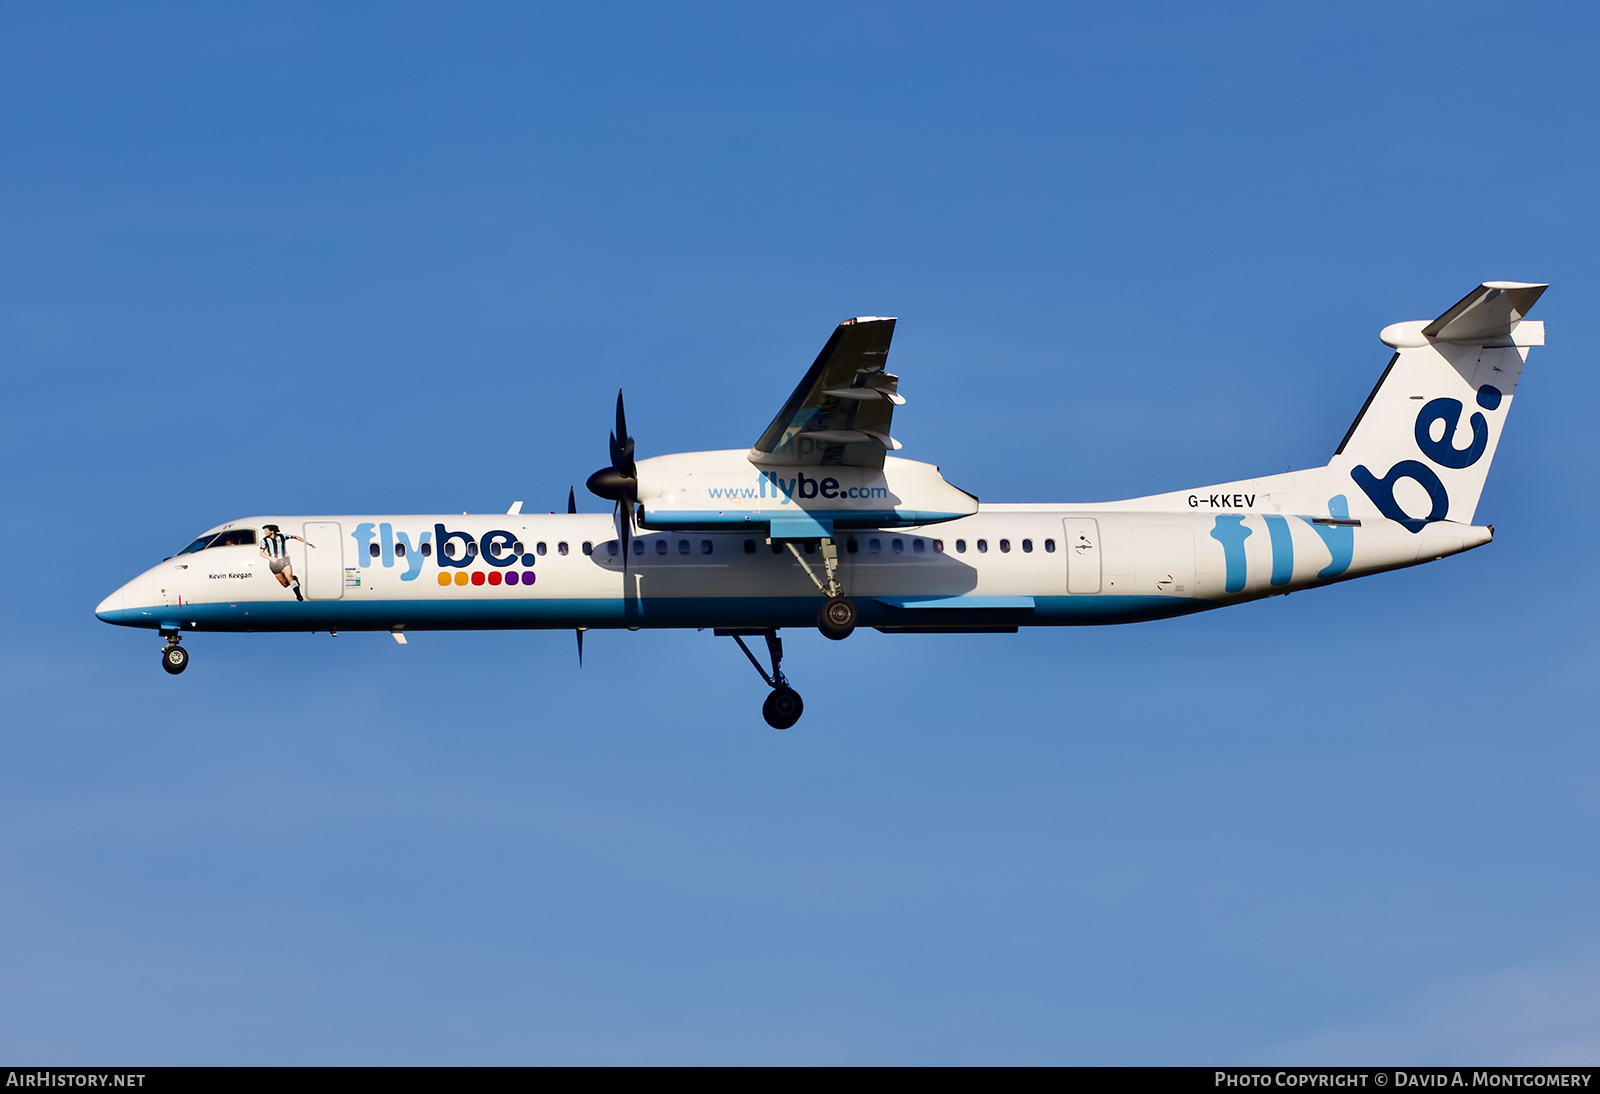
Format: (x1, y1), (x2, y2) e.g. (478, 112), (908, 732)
(1324, 282), (1545, 531)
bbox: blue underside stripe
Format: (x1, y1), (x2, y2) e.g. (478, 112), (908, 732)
(97, 594), (1208, 632)
(872, 595), (1035, 609)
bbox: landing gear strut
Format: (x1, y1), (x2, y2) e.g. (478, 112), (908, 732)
(161, 634), (189, 675)
(723, 629), (804, 729)
(781, 537), (857, 641)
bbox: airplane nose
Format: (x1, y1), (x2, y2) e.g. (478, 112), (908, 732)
(95, 587), (125, 620)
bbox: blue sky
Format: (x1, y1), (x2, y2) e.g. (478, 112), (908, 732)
(3, 2), (1597, 1064)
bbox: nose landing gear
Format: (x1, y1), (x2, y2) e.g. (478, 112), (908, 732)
(721, 629), (803, 729)
(161, 636), (189, 675)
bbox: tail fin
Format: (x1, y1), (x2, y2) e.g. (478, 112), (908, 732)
(1325, 282), (1546, 531)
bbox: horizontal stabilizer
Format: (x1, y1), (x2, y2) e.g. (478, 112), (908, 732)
(1422, 282), (1547, 343)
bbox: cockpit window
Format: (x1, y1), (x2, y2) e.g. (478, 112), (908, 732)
(178, 534), (218, 555)
(177, 528), (257, 555)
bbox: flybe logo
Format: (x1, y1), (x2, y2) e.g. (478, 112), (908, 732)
(706, 472), (889, 504)
(1352, 385), (1502, 533)
(349, 522), (536, 582)
(1210, 497), (1356, 593)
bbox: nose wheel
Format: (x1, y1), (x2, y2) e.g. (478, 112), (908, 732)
(721, 629), (804, 729)
(161, 638), (189, 675)
(761, 686), (804, 730)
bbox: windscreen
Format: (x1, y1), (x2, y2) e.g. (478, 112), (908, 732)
(176, 528), (256, 554)
(177, 533), (218, 555)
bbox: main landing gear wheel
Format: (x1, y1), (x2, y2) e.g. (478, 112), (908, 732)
(724, 629), (806, 729)
(817, 595), (857, 641)
(161, 644), (189, 675)
(762, 686), (803, 730)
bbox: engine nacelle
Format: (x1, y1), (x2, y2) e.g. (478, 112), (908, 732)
(632, 450), (978, 537)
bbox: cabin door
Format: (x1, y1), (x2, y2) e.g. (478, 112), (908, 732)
(1062, 517), (1101, 594)
(302, 522), (345, 601)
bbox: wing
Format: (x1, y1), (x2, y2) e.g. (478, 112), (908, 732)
(750, 316), (904, 468)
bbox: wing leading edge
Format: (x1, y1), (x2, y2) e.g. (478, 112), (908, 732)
(750, 317), (903, 468)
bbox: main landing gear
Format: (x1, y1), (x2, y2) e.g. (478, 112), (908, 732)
(161, 634), (189, 675)
(722, 629), (804, 729)
(780, 537), (857, 641)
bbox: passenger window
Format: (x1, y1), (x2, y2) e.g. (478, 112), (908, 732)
(1045, 539), (1056, 553)
(956, 539), (967, 553)
(846, 537), (859, 554)
(933, 539), (944, 553)
(804, 541), (815, 554)
(466, 542), (478, 558)
(655, 539), (667, 555)
(1000, 539), (1011, 553)
(558, 542), (569, 556)
(369, 542), (381, 558)
(869, 538), (882, 553)
(977, 539), (988, 553)
(701, 540), (713, 555)
(913, 539), (925, 553)
(633, 540), (644, 556)
(744, 539), (756, 554)
(395, 542), (406, 557)
(892, 538), (904, 554)
(771, 542), (784, 555)
(1022, 539), (1033, 553)
(444, 542), (459, 559)
(536, 542), (547, 556)
(608, 541), (620, 556)
(514, 541), (524, 554)
(582, 542), (593, 555)
(421, 542), (433, 557)
(678, 539), (690, 555)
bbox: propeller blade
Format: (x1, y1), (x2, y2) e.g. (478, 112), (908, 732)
(589, 390), (639, 501)
(615, 500), (630, 586)
(576, 628), (584, 666)
(614, 390), (636, 477)
(568, 486), (577, 514)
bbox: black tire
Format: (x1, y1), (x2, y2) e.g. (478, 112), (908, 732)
(762, 686), (804, 730)
(161, 645), (189, 675)
(817, 595), (857, 641)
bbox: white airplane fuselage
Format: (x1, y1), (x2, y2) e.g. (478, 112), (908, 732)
(94, 499), (1487, 636)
